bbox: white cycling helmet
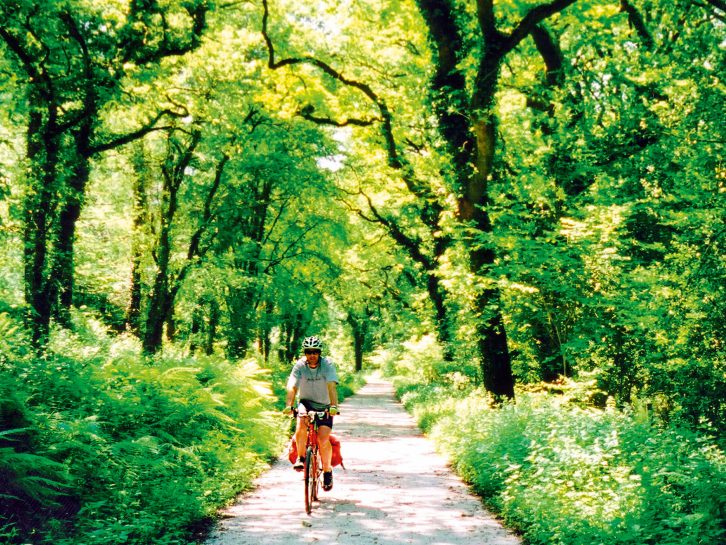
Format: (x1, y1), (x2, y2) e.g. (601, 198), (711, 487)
(302, 336), (323, 351)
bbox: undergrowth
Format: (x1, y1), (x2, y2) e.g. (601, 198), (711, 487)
(0, 310), (365, 544)
(0, 312), (286, 545)
(385, 335), (725, 545)
(396, 380), (725, 545)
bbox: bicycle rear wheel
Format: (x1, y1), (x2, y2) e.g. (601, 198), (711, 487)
(304, 446), (317, 514)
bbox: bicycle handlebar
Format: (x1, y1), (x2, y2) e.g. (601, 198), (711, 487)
(290, 408), (339, 418)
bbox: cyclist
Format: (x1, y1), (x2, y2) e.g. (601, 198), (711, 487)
(283, 335), (339, 491)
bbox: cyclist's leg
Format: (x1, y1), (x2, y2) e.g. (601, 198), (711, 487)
(319, 425), (334, 491)
(317, 425), (333, 471)
(295, 401), (316, 457)
(294, 413), (310, 465)
(318, 425), (334, 491)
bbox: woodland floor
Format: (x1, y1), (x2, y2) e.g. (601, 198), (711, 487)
(204, 375), (521, 545)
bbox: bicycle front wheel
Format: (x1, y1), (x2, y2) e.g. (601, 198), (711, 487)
(311, 450), (321, 501)
(304, 446), (317, 514)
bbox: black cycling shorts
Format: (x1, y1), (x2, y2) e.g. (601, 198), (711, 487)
(298, 399), (334, 428)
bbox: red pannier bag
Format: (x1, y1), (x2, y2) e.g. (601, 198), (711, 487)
(288, 435), (344, 468)
(330, 435), (344, 468)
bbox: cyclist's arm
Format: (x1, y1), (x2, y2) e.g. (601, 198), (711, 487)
(285, 363), (303, 409)
(327, 381), (338, 407)
(286, 385), (298, 408)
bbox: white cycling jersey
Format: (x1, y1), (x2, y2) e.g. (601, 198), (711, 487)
(286, 356), (339, 408)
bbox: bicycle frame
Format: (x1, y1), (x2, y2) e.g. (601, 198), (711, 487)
(294, 409), (328, 514)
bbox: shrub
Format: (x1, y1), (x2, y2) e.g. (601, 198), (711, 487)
(0, 314), (285, 545)
(422, 384), (725, 545)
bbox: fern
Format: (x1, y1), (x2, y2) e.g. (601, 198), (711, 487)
(0, 434), (69, 507)
(0, 312), (285, 545)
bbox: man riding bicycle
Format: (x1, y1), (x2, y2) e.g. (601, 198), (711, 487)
(283, 336), (339, 491)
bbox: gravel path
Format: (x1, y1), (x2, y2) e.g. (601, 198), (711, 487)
(206, 375), (521, 545)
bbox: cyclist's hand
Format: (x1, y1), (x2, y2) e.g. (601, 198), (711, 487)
(329, 405), (339, 416)
(282, 406), (293, 416)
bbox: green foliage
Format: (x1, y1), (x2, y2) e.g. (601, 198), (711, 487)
(0, 312), (284, 545)
(396, 380), (476, 433)
(383, 334), (479, 385)
(414, 384), (726, 545)
(336, 370), (367, 402)
(471, 0), (726, 434)
(497, 406), (725, 545)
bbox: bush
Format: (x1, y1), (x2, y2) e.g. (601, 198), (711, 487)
(0, 313), (285, 545)
(394, 380), (476, 433)
(427, 390), (725, 545)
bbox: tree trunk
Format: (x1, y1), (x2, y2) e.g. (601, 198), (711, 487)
(142, 154), (176, 354)
(205, 297), (220, 355)
(141, 131), (200, 355)
(50, 36), (96, 320)
(23, 97), (58, 346)
(427, 274), (454, 361)
(261, 332), (271, 362)
(225, 285), (256, 359)
(279, 312), (308, 362)
(166, 307), (176, 341)
(353, 332), (364, 372)
(142, 206), (172, 354)
(347, 311), (370, 372)
(417, 1), (515, 399)
(258, 301), (274, 362)
(464, 47), (514, 399)
(190, 302), (203, 353)
(143, 295), (167, 354)
(51, 142), (91, 326)
(127, 154), (147, 334)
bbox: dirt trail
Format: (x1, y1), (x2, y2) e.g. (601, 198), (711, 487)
(206, 375), (521, 545)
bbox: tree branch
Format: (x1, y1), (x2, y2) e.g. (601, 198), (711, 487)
(0, 24), (55, 101)
(356, 190), (434, 270)
(619, 0), (654, 49)
(262, 223), (318, 274)
(87, 109), (187, 155)
(122, 1), (208, 66)
(261, 0), (403, 170)
(702, 0), (726, 12)
(298, 104), (380, 127)
(531, 24), (564, 86)
(505, 0), (578, 55)
(186, 153), (229, 261)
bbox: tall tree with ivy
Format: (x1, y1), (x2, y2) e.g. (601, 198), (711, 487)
(414, 0), (578, 399)
(0, 0), (209, 344)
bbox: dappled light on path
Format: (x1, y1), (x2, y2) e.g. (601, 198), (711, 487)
(206, 376), (520, 545)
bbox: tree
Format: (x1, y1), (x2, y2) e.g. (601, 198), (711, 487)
(415, 0), (578, 399)
(0, 0), (208, 344)
(260, 0), (460, 361)
(141, 127), (207, 354)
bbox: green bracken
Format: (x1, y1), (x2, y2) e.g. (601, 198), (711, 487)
(0, 313), (285, 545)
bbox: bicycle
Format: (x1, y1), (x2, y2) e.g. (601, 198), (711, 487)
(292, 408), (331, 515)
